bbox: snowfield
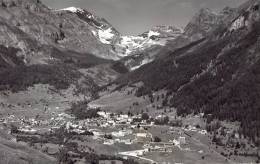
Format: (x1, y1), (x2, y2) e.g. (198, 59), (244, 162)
(116, 31), (167, 56)
(147, 30), (160, 38)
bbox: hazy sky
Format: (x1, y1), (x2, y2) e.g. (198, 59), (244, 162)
(41, 0), (247, 35)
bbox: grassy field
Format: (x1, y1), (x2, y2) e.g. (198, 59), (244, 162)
(143, 125), (227, 164)
(89, 87), (150, 114)
(0, 84), (86, 119)
(89, 85), (172, 117)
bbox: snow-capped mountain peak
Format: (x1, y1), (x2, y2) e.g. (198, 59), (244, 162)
(58, 6), (97, 20)
(141, 25), (183, 39)
(114, 26), (183, 57)
(58, 6), (120, 46)
(56, 6), (183, 60)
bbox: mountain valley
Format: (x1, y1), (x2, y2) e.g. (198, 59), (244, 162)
(0, 0), (260, 163)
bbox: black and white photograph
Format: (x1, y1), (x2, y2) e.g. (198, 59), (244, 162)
(0, 0), (260, 163)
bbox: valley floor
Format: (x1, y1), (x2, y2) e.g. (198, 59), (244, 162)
(0, 84), (258, 164)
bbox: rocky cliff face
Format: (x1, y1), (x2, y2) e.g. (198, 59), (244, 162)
(60, 7), (121, 45)
(184, 8), (222, 41)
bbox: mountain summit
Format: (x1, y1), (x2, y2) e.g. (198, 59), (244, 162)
(184, 8), (222, 40)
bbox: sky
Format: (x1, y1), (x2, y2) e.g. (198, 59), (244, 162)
(41, 0), (247, 35)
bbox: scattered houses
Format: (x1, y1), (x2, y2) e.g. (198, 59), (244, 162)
(1, 108), (214, 164)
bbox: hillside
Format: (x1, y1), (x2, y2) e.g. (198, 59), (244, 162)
(116, 0), (260, 144)
(0, 130), (57, 164)
(0, 0), (121, 60)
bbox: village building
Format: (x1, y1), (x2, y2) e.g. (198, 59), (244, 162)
(178, 136), (186, 145)
(112, 129), (132, 137)
(19, 126), (37, 134)
(199, 130), (207, 135)
(135, 132), (153, 143)
(98, 111), (111, 119)
(104, 139), (115, 145)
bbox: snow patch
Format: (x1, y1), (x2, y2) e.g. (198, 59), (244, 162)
(91, 30), (97, 36)
(147, 30), (160, 38)
(98, 28), (115, 44)
(131, 58), (154, 71)
(59, 7), (84, 13)
(229, 16), (245, 31)
(120, 36), (144, 47)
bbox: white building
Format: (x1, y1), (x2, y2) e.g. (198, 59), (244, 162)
(199, 130), (207, 135)
(179, 136), (186, 145)
(136, 133), (147, 138)
(19, 126), (37, 134)
(104, 139), (115, 145)
(97, 111), (110, 119)
(112, 130), (132, 137)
